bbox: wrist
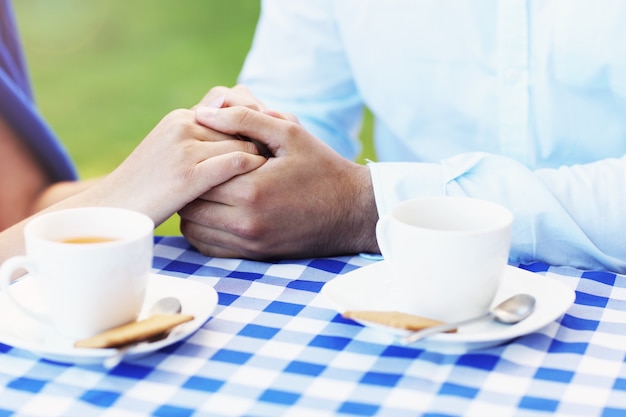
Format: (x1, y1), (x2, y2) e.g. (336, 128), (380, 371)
(345, 164), (379, 254)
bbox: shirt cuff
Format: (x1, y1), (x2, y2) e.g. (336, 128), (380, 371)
(368, 161), (445, 217)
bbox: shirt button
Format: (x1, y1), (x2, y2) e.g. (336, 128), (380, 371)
(504, 68), (521, 82)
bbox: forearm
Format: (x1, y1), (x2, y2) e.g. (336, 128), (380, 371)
(0, 184), (107, 262)
(0, 174), (170, 263)
(32, 179), (100, 213)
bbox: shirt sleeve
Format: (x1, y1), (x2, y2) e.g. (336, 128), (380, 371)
(0, 0), (76, 183)
(238, 0), (364, 160)
(369, 152), (626, 272)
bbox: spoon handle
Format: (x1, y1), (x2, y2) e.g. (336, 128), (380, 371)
(401, 312), (492, 345)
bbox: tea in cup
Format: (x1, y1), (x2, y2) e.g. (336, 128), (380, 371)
(375, 196), (513, 323)
(0, 207), (154, 340)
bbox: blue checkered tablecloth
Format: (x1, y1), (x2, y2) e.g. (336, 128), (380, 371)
(1, 236), (626, 417)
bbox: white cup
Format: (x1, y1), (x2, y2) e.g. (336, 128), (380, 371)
(0, 207), (154, 340)
(376, 196), (513, 323)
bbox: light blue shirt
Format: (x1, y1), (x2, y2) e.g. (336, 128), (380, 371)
(239, 0), (626, 272)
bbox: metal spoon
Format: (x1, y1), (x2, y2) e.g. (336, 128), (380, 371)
(401, 293), (536, 345)
(103, 297), (182, 369)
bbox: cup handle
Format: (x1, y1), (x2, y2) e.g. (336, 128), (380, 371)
(375, 215), (393, 261)
(0, 256), (49, 325)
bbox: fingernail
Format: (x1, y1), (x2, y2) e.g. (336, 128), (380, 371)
(207, 95), (225, 108)
(196, 106), (218, 120)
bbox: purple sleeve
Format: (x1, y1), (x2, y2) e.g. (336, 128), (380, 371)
(0, 0), (77, 182)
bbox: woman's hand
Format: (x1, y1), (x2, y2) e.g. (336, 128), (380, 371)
(78, 108), (267, 225)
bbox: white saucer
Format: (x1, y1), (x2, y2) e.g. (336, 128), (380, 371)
(0, 273), (217, 365)
(321, 263), (575, 353)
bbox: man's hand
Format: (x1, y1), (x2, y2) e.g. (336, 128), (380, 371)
(179, 105), (380, 260)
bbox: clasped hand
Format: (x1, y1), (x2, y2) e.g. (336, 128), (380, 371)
(178, 85), (380, 260)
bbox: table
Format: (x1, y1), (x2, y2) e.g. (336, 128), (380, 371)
(1, 236), (625, 417)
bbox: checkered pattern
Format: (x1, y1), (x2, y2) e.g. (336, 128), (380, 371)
(1, 236), (625, 417)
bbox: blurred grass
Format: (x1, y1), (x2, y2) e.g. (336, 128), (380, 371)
(14, 0), (374, 236)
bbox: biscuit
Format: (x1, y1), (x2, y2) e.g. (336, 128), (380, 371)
(342, 310), (454, 332)
(74, 313), (195, 349)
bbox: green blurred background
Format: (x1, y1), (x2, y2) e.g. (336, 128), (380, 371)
(14, 0), (373, 236)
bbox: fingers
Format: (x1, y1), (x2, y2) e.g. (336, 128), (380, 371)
(196, 84), (266, 111)
(262, 109), (300, 124)
(181, 223), (246, 259)
(194, 152), (266, 192)
(194, 137), (261, 158)
(179, 203), (266, 259)
(191, 123), (237, 143)
(195, 106), (300, 156)
(160, 108), (263, 149)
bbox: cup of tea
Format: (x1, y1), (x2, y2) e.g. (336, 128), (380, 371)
(0, 207), (154, 340)
(376, 196), (513, 323)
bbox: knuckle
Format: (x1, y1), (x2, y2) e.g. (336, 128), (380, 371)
(236, 181), (263, 206)
(208, 85), (228, 96)
(161, 109), (195, 134)
(234, 106), (257, 126)
(282, 121), (302, 139)
(166, 108), (191, 120)
(230, 217), (266, 242)
(232, 84), (251, 94)
(227, 151), (249, 171)
(243, 103), (261, 112)
(285, 112), (300, 123)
